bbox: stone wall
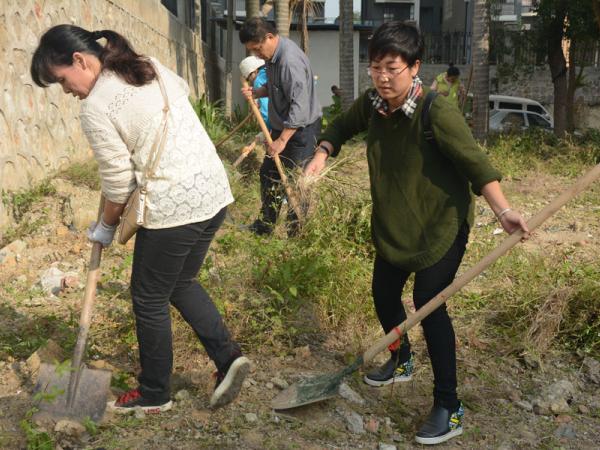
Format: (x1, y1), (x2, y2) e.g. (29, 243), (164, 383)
(0, 0), (205, 230)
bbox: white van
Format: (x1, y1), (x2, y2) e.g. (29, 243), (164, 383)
(489, 95), (553, 127)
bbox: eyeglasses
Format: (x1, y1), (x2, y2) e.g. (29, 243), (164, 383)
(367, 65), (409, 79)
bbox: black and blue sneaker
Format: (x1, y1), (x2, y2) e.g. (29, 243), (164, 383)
(363, 352), (414, 387)
(415, 402), (464, 445)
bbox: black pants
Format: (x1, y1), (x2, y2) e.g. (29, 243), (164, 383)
(258, 119), (321, 231)
(130, 207), (240, 402)
(372, 221), (469, 409)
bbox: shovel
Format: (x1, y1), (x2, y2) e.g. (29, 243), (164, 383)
(34, 196), (112, 422)
(215, 113), (254, 149)
(272, 162), (600, 410)
(233, 140), (257, 168)
(241, 79), (305, 225)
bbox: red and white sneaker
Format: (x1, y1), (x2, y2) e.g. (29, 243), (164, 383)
(107, 388), (173, 414)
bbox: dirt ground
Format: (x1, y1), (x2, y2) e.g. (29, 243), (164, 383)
(1, 162), (599, 449)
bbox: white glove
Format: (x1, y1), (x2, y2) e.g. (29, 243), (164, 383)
(87, 217), (117, 247)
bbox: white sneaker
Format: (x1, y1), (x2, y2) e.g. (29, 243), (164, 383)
(210, 356), (250, 409)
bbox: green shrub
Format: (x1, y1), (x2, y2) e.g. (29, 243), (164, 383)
(191, 95), (228, 142)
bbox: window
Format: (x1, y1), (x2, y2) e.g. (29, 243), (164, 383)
(162, 0), (195, 30)
(489, 101), (495, 110)
(501, 112), (525, 130)
(161, 0), (177, 16)
(527, 104), (545, 115)
(527, 113), (552, 129)
(498, 101), (522, 110)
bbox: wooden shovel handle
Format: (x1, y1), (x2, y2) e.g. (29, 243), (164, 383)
(67, 196), (105, 406)
(241, 79), (304, 224)
(215, 113), (254, 149)
(363, 163), (600, 364)
(233, 141), (257, 168)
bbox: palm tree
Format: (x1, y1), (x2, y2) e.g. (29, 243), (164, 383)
(339, 0), (354, 109)
(276, 0), (290, 37)
(246, 0), (260, 19)
(297, 1), (309, 54)
(225, 0), (234, 117)
(471, 0), (489, 141)
(268, 1), (315, 53)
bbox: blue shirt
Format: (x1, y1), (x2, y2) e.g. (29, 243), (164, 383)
(253, 67), (270, 129)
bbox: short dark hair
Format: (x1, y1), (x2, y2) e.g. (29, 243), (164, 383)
(239, 17), (278, 44)
(368, 21), (423, 66)
(447, 63), (460, 77)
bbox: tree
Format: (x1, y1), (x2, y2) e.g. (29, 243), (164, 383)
(534, 0), (599, 136)
(471, 0), (490, 141)
(593, 0), (600, 31)
(339, 0), (354, 110)
(225, 0), (234, 117)
(276, 0), (290, 37)
(246, 0), (260, 19)
(263, 1), (315, 54)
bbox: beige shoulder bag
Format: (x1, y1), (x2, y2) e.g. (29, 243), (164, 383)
(117, 66), (170, 245)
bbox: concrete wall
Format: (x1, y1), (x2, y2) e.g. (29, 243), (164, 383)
(0, 0), (206, 230)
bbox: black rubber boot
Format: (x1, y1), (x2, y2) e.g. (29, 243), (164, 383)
(363, 352), (414, 387)
(415, 402), (464, 445)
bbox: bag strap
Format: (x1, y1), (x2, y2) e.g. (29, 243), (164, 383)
(140, 61), (170, 186)
(422, 90), (438, 146)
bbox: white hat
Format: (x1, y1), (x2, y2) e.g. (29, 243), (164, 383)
(239, 56), (266, 80)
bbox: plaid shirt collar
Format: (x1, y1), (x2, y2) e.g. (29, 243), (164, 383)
(368, 76), (424, 118)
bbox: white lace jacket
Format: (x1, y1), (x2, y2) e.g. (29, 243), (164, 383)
(79, 58), (233, 229)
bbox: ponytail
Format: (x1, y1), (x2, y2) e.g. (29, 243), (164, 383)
(31, 25), (156, 88)
(95, 29), (156, 86)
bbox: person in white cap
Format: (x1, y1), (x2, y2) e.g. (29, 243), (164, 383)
(239, 55), (270, 129)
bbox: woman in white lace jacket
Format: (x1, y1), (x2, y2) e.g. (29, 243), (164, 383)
(31, 25), (249, 413)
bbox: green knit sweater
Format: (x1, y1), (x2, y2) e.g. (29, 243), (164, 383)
(320, 88), (502, 271)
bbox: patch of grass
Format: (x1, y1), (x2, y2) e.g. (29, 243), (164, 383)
(59, 159), (100, 190)
(1, 180), (55, 247)
(2, 179), (56, 222)
(20, 406), (54, 450)
(0, 307), (79, 359)
(467, 249), (600, 357)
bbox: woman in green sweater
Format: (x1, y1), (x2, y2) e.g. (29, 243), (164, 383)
(305, 21), (528, 445)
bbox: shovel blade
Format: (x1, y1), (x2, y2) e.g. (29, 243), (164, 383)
(271, 372), (342, 410)
(34, 363), (112, 422)
(271, 357), (364, 410)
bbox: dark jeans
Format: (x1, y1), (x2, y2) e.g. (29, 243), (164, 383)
(257, 118), (321, 231)
(130, 207), (240, 402)
(372, 221), (469, 409)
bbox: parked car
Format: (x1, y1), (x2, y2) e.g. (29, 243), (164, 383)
(489, 95), (553, 127)
(489, 109), (554, 133)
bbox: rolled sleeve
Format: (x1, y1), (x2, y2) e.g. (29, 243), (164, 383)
(80, 107), (136, 204)
(430, 98), (502, 195)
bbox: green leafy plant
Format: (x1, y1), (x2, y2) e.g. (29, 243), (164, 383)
(190, 95), (228, 142)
